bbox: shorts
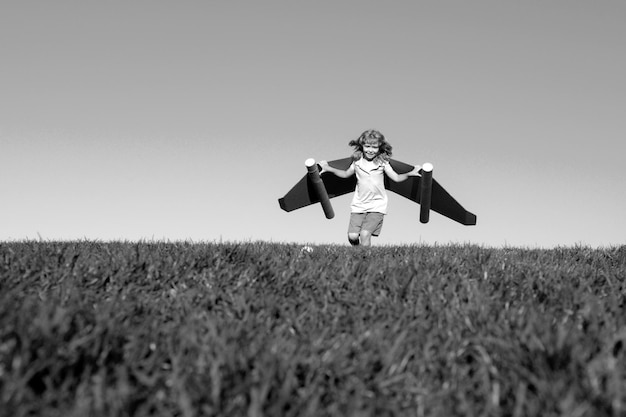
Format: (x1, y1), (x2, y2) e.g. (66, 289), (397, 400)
(348, 212), (385, 236)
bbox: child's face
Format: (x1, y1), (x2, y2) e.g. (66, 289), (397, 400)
(363, 141), (380, 160)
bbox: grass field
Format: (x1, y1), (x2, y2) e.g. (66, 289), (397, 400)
(1, 241), (625, 416)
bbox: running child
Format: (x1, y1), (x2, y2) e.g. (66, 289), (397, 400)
(319, 130), (421, 246)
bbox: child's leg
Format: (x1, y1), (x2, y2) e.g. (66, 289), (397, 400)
(359, 230), (372, 246)
(347, 213), (366, 246)
(359, 213), (384, 247)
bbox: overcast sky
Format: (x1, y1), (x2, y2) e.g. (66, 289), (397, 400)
(2, 1), (625, 248)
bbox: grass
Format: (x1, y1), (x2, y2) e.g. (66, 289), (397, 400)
(1, 241), (625, 416)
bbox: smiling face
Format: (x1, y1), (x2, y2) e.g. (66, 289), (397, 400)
(349, 130), (391, 163)
(363, 140), (380, 161)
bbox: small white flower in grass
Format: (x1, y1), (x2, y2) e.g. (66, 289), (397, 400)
(300, 245), (314, 254)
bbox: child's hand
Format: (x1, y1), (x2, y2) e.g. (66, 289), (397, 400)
(410, 165), (422, 176)
(318, 160), (329, 173)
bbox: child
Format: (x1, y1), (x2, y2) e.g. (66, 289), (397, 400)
(319, 130), (422, 246)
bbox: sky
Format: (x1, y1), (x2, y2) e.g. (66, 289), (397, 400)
(1, 1), (625, 248)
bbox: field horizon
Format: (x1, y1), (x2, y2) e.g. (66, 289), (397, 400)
(4, 237), (624, 250)
(1, 241), (624, 416)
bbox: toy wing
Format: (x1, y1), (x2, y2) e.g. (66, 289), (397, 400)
(384, 159), (477, 226)
(278, 158), (477, 226)
(278, 157), (355, 213)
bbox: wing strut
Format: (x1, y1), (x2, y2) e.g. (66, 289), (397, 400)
(305, 158), (335, 219)
(419, 163), (433, 223)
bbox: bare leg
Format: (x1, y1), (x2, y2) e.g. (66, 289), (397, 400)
(359, 230), (372, 247)
(348, 232), (360, 246)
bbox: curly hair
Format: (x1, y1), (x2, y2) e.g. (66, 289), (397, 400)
(348, 129), (393, 163)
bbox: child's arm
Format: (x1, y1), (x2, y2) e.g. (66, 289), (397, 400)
(319, 160), (355, 178)
(384, 163), (422, 182)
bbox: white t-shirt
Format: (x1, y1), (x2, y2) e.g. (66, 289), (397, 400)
(350, 158), (389, 214)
